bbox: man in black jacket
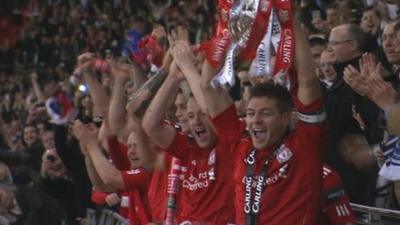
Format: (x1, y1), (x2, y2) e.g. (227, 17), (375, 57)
(325, 23), (383, 205)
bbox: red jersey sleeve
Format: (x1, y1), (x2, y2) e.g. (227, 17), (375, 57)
(321, 166), (357, 225)
(211, 104), (246, 146)
(121, 169), (150, 191)
(292, 96), (326, 123)
(163, 131), (190, 163)
(107, 136), (131, 170)
(292, 96), (327, 151)
(91, 190), (107, 205)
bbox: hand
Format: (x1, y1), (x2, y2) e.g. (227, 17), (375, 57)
(360, 53), (378, 78)
(77, 53), (95, 73)
(168, 26), (189, 44)
(364, 73), (398, 111)
(162, 26), (189, 71)
(30, 71), (38, 81)
(71, 120), (99, 147)
(105, 193), (121, 207)
(109, 59), (133, 80)
(172, 40), (196, 71)
(343, 65), (369, 96)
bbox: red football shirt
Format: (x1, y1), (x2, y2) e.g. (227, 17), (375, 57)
(108, 137), (171, 222)
(121, 169), (152, 225)
(107, 136), (131, 170)
(164, 132), (237, 224)
(321, 165), (357, 225)
(212, 98), (325, 225)
(147, 154), (173, 222)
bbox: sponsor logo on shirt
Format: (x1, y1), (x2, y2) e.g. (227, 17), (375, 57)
(182, 171), (210, 191)
(241, 174), (279, 187)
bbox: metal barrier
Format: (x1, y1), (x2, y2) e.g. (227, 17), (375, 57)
(86, 208), (129, 225)
(87, 204), (400, 225)
(351, 203), (400, 225)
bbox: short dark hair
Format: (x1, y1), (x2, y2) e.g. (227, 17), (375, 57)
(362, 6), (381, 19)
(308, 37), (327, 48)
(248, 81), (294, 113)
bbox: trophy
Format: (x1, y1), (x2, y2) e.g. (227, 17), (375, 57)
(212, 0), (295, 89)
(212, 0), (261, 88)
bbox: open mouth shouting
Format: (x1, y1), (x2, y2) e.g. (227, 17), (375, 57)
(252, 128), (267, 140)
(194, 127), (207, 139)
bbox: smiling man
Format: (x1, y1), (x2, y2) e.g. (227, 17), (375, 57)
(73, 122), (153, 224)
(169, 17), (325, 224)
(142, 59), (238, 224)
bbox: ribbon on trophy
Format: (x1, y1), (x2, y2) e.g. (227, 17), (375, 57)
(211, 0), (263, 88)
(249, 6), (275, 77)
(199, 0), (234, 69)
(273, 0), (295, 88)
(250, 0), (295, 88)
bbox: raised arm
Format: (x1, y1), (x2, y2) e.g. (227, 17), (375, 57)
(108, 61), (135, 140)
(72, 121), (124, 192)
(174, 40), (233, 118)
(142, 63), (182, 149)
(134, 124), (165, 170)
(77, 53), (110, 117)
(294, 22), (322, 105)
(84, 153), (110, 192)
(30, 72), (46, 103)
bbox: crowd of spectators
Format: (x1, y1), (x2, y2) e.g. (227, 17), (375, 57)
(0, 0), (399, 225)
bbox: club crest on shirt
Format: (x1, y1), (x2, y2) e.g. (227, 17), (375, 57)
(208, 149), (216, 165)
(276, 145), (292, 164)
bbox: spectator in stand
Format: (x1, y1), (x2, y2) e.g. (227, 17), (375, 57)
(21, 124), (44, 173)
(326, 23), (382, 205)
(319, 50), (337, 88)
(0, 184), (22, 225)
(360, 6), (382, 39)
(343, 52), (400, 213)
(309, 37), (327, 79)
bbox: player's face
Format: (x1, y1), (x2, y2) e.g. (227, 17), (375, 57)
(127, 132), (143, 169)
(174, 93), (189, 134)
(246, 97), (290, 150)
(186, 98), (216, 148)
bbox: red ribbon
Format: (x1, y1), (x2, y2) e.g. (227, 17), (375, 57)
(139, 36), (165, 67)
(272, 0), (295, 78)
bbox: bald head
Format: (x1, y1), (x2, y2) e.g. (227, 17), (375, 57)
(328, 24), (368, 63)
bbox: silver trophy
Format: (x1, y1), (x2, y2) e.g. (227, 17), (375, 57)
(212, 0), (261, 88)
